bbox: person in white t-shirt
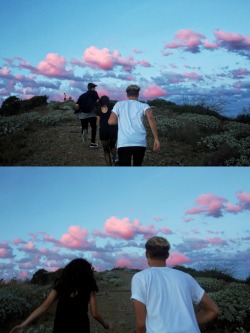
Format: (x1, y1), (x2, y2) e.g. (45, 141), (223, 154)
(108, 85), (160, 166)
(131, 236), (219, 333)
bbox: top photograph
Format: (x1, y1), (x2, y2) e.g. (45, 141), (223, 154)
(0, 0), (249, 166)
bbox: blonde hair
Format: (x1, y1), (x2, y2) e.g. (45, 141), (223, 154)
(145, 236), (171, 260)
(126, 84), (140, 97)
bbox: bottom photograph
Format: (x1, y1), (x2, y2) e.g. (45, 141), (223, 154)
(0, 167), (249, 333)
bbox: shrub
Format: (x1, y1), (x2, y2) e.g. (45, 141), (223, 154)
(147, 98), (176, 108)
(0, 96), (21, 116)
(0, 289), (31, 327)
(195, 277), (226, 292)
(19, 96), (48, 112)
(209, 286), (250, 329)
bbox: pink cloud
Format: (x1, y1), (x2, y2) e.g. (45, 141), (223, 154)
(13, 238), (25, 245)
(142, 84), (168, 99)
(231, 68), (250, 79)
(182, 72), (202, 80)
(185, 193), (227, 218)
(22, 241), (35, 250)
(214, 29), (250, 52)
(0, 67), (10, 75)
(18, 271), (29, 279)
(160, 227), (173, 235)
(237, 191), (250, 209)
(203, 39), (219, 50)
(100, 216), (159, 240)
(104, 217), (136, 239)
(164, 29), (205, 53)
(206, 237), (228, 246)
(139, 59), (152, 67)
(115, 258), (133, 267)
(36, 53), (69, 77)
(83, 46), (137, 72)
(226, 203), (241, 213)
(60, 226), (92, 249)
(168, 252), (190, 266)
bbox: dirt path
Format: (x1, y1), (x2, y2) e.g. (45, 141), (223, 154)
(3, 114), (202, 166)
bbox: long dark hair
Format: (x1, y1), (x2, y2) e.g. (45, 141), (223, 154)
(98, 95), (111, 108)
(54, 258), (98, 299)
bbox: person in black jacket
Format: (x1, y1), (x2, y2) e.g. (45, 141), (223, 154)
(75, 83), (99, 148)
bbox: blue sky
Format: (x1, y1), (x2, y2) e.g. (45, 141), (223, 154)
(0, 167), (249, 280)
(0, 0), (250, 116)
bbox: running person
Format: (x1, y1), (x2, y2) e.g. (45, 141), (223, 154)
(10, 258), (111, 333)
(75, 83), (99, 148)
(108, 85), (160, 166)
(96, 96), (118, 166)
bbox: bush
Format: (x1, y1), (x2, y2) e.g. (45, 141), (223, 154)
(209, 286), (250, 330)
(0, 289), (31, 327)
(0, 96), (21, 116)
(20, 96), (48, 112)
(147, 98), (176, 108)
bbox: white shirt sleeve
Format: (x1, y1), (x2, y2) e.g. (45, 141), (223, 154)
(131, 273), (146, 305)
(190, 276), (205, 304)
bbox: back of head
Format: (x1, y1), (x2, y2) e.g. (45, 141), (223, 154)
(98, 95), (110, 107)
(145, 236), (171, 260)
(87, 82), (97, 90)
(55, 258), (98, 298)
(126, 84), (140, 97)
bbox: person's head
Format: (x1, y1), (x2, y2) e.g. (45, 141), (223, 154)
(145, 236), (171, 261)
(98, 95), (111, 107)
(88, 82), (97, 90)
(56, 258), (98, 297)
(126, 84), (140, 98)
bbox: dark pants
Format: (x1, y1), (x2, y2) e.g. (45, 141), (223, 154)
(118, 146), (146, 166)
(80, 117), (97, 143)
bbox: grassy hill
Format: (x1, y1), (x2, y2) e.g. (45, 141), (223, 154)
(0, 99), (250, 166)
(1, 266), (249, 333)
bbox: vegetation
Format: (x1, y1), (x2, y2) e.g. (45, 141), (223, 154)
(0, 96), (48, 116)
(0, 266), (249, 333)
(0, 96), (250, 166)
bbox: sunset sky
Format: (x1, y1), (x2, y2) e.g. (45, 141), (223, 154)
(0, 167), (249, 280)
(0, 0), (250, 116)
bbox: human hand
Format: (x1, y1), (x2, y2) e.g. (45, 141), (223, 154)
(9, 325), (24, 333)
(153, 139), (160, 152)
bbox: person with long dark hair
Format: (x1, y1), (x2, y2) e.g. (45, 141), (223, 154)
(96, 96), (118, 166)
(10, 258), (111, 333)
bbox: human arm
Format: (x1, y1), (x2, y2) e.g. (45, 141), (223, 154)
(89, 292), (110, 330)
(196, 292), (219, 325)
(108, 112), (118, 125)
(97, 115), (100, 128)
(145, 109), (160, 152)
(9, 289), (58, 333)
(75, 103), (80, 111)
(133, 299), (146, 333)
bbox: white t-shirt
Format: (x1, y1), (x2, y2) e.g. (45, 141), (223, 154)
(131, 267), (204, 333)
(112, 100), (150, 148)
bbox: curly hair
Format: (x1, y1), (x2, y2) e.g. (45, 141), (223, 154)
(54, 258), (98, 299)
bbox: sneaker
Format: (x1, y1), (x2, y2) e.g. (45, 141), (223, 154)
(112, 157), (119, 166)
(89, 143), (98, 148)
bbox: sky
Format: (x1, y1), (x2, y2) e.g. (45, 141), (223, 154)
(0, 167), (249, 281)
(0, 0), (250, 117)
